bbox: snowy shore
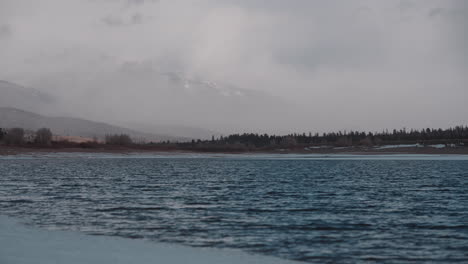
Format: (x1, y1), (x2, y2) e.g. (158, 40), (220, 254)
(2, 145), (468, 156)
(0, 216), (298, 264)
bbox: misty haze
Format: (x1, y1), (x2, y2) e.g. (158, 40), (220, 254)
(1, 0), (466, 136)
(1, 1), (467, 264)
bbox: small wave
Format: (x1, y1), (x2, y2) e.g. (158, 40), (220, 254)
(406, 224), (468, 230)
(286, 224), (372, 231)
(286, 208), (318, 212)
(1, 199), (35, 203)
(95, 206), (166, 212)
(245, 208), (279, 213)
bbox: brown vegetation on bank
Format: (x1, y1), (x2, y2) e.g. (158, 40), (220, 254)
(1, 126), (468, 155)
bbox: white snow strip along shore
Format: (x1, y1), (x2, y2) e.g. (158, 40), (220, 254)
(0, 216), (298, 264)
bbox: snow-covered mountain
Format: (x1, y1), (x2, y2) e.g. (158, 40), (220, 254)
(159, 72), (260, 98)
(56, 67), (293, 133)
(0, 79), (220, 140)
(1, 64), (300, 137)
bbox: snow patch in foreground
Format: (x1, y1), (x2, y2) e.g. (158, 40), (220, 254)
(0, 216), (298, 264)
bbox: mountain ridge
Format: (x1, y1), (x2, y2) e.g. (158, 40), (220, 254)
(0, 107), (185, 142)
(0, 79), (219, 139)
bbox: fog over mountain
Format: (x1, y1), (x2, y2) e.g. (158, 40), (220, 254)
(0, 80), (214, 140)
(0, 0), (466, 134)
(0, 107), (184, 142)
(0, 80), (56, 114)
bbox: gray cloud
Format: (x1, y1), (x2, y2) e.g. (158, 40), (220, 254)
(125, 0), (158, 7)
(0, 24), (12, 38)
(131, 13), (143, 24)
(101, 15), (125, 27)
(448, 1), (468, 67)
(101, 12), (147, 27)
(0, 0), (466, 133)
(427, 1), (468, 67)
(428, 7), (445, 18)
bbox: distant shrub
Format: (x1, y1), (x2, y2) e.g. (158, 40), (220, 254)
(359, 136), (374, 146)
(4, 128), (25, 145)
(78, 142), (96, 148)
(35, 128), (53, 145)
(335, 136), (352, 147)
(281, 136), (297, 147)
(0, 128), (5, 141)
(105, 134), (133, 145)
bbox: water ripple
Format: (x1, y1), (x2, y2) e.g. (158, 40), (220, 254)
(1, 157), (467, 263)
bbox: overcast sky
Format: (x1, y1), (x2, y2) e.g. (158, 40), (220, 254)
(0, 0), (467, 133)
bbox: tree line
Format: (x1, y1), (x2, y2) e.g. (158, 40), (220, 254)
(1, 125), (467, 150)
(0, 127), (53, 145)
(173, 126), (468, 151)
(0, 127), (133, 146)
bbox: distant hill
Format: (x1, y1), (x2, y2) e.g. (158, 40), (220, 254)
(35, 67), (297, 134)
(0, 79), (223, 139)
(0, 80), (56, 114)
(122, 122), (220, 140)
(0, 107), (184, 142)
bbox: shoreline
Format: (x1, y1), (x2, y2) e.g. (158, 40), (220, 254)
(1, 145), (468, 156)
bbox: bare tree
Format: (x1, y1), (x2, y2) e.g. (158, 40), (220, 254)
(35, 128), (53, 145)
(359, 136), (374, 146)
(105, 134), (132, 145)
(4, 128), (25, 145)
(0, 128), (5, 142)
(281, 136), (297, 147)
(336, 136), (352, 147)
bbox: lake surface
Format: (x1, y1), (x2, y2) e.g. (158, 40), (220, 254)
(1, 154), (468, 263)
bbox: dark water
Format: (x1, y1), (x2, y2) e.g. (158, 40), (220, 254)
(1, 155), (468, 263)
